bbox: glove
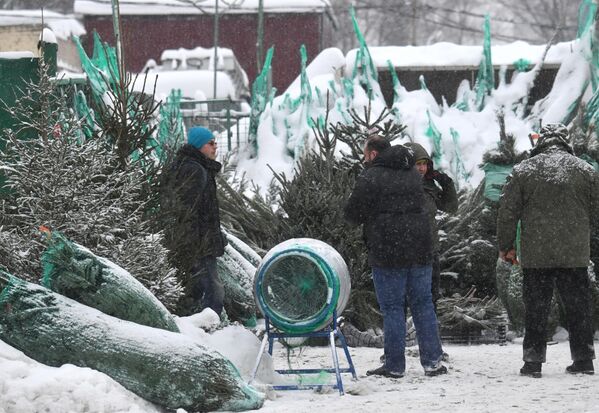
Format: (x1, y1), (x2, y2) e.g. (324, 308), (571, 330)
(432, 171), (453, 187)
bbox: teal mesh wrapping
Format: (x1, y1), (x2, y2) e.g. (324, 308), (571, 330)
(425, 110), (443, 167)
(474, 15), (494, 111)
(248, 47), (275, 155)
(0, 272), (264, 412)
(40, 231), (179, 332)
(350, 6), (380, 100)
(482, 163), (513, 202)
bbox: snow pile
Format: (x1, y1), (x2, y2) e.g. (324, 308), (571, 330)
(237, 18), (594, 192)
(0, 10), (85, 41)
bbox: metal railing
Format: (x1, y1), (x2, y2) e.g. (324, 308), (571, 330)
(180, 98), (251, 153)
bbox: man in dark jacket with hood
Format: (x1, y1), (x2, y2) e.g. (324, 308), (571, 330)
(163, 126), (226, 316)
(345, 135), (446, 378)
(404, 142), (458, 306)
(497, 123), (599, 378)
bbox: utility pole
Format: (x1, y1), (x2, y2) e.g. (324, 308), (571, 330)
(213, 0), (219, 99)
(411, 0), (418, 45)
(256, 0), (264, 73)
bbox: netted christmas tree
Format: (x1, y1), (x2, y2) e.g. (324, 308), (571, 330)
(0, 58), (182, 310)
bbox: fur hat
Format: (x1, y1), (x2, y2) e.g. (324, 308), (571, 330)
(532, 123), (571, 155)
(187, 127), (214, 149)
(538, 123), (570, 146)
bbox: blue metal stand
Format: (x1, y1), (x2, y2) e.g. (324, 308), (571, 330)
(248, 311), (357, 395)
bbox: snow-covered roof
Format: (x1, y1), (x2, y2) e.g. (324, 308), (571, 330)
(160, 46), (234, 68)
(74, 0), (330, 16)
(0, 10), (86, 41)
(0, 51), (35, 59)
(133, 69), (236, 101)
(348, 41), (575, 71)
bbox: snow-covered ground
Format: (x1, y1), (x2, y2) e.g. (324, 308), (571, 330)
(260, 339), (599, 413)
(2, 314), (598, 413)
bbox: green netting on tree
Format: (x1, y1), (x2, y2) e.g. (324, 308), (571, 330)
(419, 75), (429, 91)
(425, 110), (443, 167)
(74, 33), (118, 106)
(248, 47), (275, 155)
(449, 128), (470, 184)
(0, 272), (264, 412)
(581, 153), (599, 171)
(473, 15), (494, 111)
(218, 244), (258, 327)
(482, 163), (513, 202)
(40, 231), (179, 332)
(578, 0), (599, 90)
(513, 58), (531, 72)
(155, 88), (184, 162)
(74, 89), (95, 140)
(350, 6), (380, 100)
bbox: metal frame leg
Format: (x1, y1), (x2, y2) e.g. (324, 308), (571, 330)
(329, 330), (344, 395)
(248, 333), (269, 385)
(251, 312), (358, 394)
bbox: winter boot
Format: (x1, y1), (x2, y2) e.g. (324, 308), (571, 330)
(424, 364), (448, 377)
(566, 360), (594, 375)
(366, 365), (404, 378)
(520, 362), (542, 378)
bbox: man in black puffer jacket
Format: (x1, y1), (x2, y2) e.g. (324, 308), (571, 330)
(162, 127), (226, 316)
(345, 136), (446, 378)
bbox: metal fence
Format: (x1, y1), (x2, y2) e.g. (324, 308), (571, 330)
(180, 98), (251, 154)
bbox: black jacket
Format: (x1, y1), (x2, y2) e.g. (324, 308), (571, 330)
(344, 145), (432, 268)
(405, 142), (458, 252)
(162, 144), (226, 271)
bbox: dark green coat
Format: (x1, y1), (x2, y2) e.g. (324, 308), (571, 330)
(497, 144), (599, 268)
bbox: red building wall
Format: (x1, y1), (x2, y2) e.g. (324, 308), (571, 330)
(82, 12), (330, 93)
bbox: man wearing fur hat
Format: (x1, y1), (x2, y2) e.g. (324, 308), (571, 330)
(497, 123), (599, 378)
(162, 126), (226, 316)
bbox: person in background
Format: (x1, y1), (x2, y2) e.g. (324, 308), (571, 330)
(497, 123), (599, 378)
(162, 126), (226, 316)
(404, 142), (458, 309)
(344, 135), (447, 378)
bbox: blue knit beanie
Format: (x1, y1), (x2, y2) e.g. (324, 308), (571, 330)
(187, 126), (214, 149)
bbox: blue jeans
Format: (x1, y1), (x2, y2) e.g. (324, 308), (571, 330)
(373, 265), (443, 373)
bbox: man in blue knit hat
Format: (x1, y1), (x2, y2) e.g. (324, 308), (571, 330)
(162, 126), (226, 316)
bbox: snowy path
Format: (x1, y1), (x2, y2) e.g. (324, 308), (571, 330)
(254, 340), (598, 413)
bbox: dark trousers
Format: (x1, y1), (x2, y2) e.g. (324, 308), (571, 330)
(190, 256), (225, 316)
(522, 267), (595, 363)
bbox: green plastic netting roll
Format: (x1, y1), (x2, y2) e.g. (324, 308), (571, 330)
(0, 272), (264, 412)
(253, 238), (351, 334)
(40, 231), (179, 332)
